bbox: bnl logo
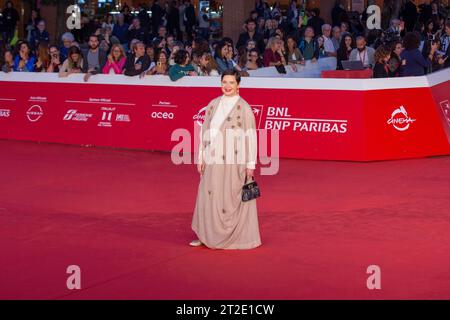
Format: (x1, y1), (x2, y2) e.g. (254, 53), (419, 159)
(66, 5), (81, 30)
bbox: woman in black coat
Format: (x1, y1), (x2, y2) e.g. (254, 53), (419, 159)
(373, 45), (392, 78)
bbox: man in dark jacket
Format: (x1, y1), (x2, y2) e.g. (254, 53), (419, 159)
(82, 34), (107, 81)
(236, 19), (265, 54)
(307, 8), (325, 36)
(331, 1), (347, 27)
(184, 0), (196, 39)
(298, 26), (319, 62)
(138, 3), (151, 29)
(167, 1), (180, 38)
(2, 1), (19, 43)
(151, 0), (164, 34)
(128, 17), (149, 46)
(401, 0), (418, 32)
(124, 41), (152, 77)
(112, 14), (129, 47)
(418, 1), (432, 24)
(30, 19), (50, 51)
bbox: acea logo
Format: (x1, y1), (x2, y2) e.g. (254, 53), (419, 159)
(26, 105), (44, 122)
(387, 106), (416, 132)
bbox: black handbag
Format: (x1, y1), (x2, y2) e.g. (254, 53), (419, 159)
(275, 64), (287, 74)
(242, 176), (261, 202)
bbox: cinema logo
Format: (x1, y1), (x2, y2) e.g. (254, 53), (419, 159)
(193, 106), (207, 126)
(387, 106), (416, 132)
(264, 107), (348, 134)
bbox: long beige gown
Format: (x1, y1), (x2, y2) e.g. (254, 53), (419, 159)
(192, 94), (262, 250)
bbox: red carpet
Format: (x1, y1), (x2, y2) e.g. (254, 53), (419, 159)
(1, 139), (450, 300)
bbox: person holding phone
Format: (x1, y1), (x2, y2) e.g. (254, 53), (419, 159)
(59, 46), (83, 77)
(146, 50), (169, 75)
(48, 45), (62, 73)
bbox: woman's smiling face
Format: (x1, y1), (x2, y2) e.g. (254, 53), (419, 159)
(221, 75), (239, 97)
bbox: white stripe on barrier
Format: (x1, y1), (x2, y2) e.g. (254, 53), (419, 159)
(0, 68), (449, 91)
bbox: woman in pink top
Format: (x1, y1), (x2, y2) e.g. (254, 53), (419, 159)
(102, 44), (126, 74)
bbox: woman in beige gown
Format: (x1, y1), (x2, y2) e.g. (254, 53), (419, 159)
(190, 70), (262, 250)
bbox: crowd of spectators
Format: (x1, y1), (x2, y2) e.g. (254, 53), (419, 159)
(1, 0), (449, 81)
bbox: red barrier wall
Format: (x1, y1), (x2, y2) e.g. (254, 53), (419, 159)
(0, 70), (449, 161)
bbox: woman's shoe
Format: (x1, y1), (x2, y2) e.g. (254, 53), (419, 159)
(189, 239), (204, 247)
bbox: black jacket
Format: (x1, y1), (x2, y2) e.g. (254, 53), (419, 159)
(184, 5), (196, 26)
(124, 54), (151, 76)
(150, 4), (163, 29)
(401, 1), (418, 32)
(236, 32), (265, 54)
(30, 30), (50, 50)
(307, 16), (325, 36)
(373, 62), (389, 78)
(128, 27), (149, 45)
(2, 7), (19, 28)
(82, 49), (107, 74)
